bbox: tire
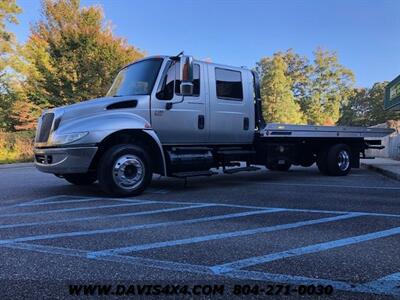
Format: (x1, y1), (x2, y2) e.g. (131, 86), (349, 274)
(64, 173), (97, 185)
(326, 144), (352, 176)
(98, 144), (152, 196)
(266, 161), (291, 171)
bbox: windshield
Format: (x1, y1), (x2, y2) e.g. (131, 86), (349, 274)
(107, 58), (163, 97)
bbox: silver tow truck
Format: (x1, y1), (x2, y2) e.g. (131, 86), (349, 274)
(33, 54), (394, 196)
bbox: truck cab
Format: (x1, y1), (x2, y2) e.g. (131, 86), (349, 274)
(146, 56), (255, 145)
(33, 54), (393, 196)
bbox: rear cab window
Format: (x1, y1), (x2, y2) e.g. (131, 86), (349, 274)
(215, 68), (243, 101)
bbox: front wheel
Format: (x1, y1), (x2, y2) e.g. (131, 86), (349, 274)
(98, 144), (152, 196)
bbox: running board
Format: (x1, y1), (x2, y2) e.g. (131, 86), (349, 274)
(223, 166), (261, 174)
(366, 145), (385, 150)
(171, 170), (218, 178)
(217, 150), (256, 155)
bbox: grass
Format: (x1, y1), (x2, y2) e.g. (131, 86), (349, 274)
(0, 131), (35, 164)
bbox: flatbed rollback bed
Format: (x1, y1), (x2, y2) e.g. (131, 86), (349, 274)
(252, 123), (393, 175)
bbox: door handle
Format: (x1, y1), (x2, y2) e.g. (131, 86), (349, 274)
(243, 117), (249, 130)
(198, 115), (205, 129)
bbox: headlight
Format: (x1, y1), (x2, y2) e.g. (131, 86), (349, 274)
(52, 132), (88, 145)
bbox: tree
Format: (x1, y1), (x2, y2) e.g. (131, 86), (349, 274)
(305, 49), (354, 125)
(11, 99), (41, 130)
(257, 48), (354, 125)
(21, 0), (144, 109)
(338, 83), (400, 126)
(257, 49), (311, 110)
(0, 0), (20, 69)
(260, 54), (304, 124)
(0, 0), (21, 131)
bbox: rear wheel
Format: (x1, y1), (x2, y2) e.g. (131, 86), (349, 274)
(64, 173), (97, 185)
(317, 144), (351, 176)
(327, 144), (352, 176)
(98, 144), (152, 196)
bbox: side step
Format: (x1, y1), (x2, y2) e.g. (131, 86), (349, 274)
(223, 166), (261, 174)
(171, 170), (218, 178)
(217, 150), (256, 155)
(366, 145), (385, 150)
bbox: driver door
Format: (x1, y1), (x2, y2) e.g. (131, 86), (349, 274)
(151, 61), (208, 145)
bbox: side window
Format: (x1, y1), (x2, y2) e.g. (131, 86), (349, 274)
(156, 62), (176, 100)
(215, 68), (243, 100)
(193, 64), (200, 95)
(157, 62), (200, 100)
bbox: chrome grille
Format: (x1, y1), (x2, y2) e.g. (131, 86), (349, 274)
(36, 113), (54, 143)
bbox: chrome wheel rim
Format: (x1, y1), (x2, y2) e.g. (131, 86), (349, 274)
(112, 154), (144, 190)
(337, 150), (350, 171)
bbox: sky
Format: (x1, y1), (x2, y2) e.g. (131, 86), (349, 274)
(9, 0), (400, 88)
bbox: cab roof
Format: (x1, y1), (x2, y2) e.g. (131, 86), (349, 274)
(123, 55), (251, 73)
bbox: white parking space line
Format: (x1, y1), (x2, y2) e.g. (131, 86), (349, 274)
(142, 199), (400, 219)
(365, 273), (400, 296)
(1, 242), (398, 296)
(16, 195), (400, 219)
(0, 204), (213, 229)
(88, 213), (360, 258)
(2, 196), (400, 297)
(16, 197), (122, 207)
(254, 182), (400, 190)
(0, 201), (156, 218)
(0, 208), (282, 244)
(211, 226), (400, 274)
(0, 195), (75, 211)
(146, 188), (170, 194)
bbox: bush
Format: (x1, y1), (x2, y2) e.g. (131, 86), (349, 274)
(0, 131), (35, 164)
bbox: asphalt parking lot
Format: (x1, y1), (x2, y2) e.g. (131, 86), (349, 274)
(0, 163), (399, 299)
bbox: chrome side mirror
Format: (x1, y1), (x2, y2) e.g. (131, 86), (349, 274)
(179, 55), (194, 96)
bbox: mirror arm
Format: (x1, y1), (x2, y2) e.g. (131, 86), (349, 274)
(165, 95), (185, 110)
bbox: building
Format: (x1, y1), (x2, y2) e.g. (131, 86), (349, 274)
(385, 75), (400, 110)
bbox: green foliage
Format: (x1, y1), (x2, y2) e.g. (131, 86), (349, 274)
(306, 49), (354, 125)
(0, 0), (22, 131)
(0, 131), (34, 163)
(0, 80), (17, 131)
(257, 48), (355, 125)
(21, 0), (144, 108)
(257, 49), (311, 107)
(260, 54), (304, 124)
(339, 83), (400, 126)
(0, 0), (21, 60)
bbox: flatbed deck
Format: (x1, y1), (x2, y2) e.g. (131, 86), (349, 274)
(259, 123), (394, 138)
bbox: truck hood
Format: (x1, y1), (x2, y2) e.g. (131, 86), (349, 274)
(53, 95), (147, 123)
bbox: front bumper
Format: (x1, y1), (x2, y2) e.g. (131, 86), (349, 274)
(34, 146), (98, 174)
